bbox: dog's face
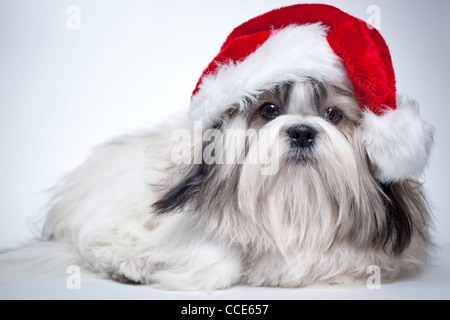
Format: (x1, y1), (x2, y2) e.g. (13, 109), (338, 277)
(154, 79), (421, 257)
(244, 79), (361, 169)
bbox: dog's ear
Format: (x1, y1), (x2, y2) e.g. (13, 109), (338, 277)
(152, 162), (207, 214)
(373, 181), (430, 256)
(152, 115), (233, 215)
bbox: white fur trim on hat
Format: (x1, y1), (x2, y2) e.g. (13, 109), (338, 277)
(360, 97), (434, 183)
(189, 24), (352, 127)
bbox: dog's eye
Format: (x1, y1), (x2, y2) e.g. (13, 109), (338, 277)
(259, 103), (281, 120)
(325, 107), (343, 124)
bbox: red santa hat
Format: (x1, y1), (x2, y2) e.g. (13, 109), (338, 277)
(189, 4), (433, 183)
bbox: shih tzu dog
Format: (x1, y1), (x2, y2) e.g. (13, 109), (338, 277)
(0, 4), (434, 290)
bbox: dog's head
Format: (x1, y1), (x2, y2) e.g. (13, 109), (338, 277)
(153, 5), (433, 257)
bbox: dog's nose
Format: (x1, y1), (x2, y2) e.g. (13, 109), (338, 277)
(287, 124), (317, 149)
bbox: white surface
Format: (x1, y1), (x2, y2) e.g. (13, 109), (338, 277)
(1, 244), (449, 300)
(1, 0), (450, 299)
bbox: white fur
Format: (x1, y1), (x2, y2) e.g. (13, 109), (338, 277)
(0, 242), (80, 281)
(361, 97), (434, 182)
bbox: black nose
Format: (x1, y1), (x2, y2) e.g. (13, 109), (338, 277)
(287, 124), (317, 149)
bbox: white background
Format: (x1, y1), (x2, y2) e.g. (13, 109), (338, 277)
(0, 0), (449, 299)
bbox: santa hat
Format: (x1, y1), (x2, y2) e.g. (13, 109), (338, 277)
(189, 4), (433, 182)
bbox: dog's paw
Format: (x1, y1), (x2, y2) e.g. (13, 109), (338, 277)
(109, 258), (151, 285)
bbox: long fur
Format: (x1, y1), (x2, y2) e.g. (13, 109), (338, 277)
(0, 79), (432, 290)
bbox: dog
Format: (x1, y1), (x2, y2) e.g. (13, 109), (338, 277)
(0, 4), (434, 290)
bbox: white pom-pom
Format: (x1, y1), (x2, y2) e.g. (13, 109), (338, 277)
(361, 97), (434, 183)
